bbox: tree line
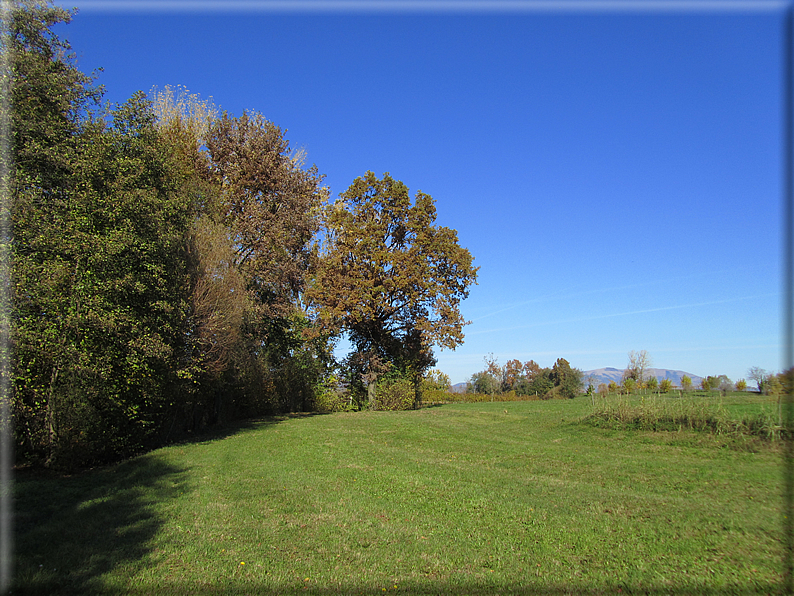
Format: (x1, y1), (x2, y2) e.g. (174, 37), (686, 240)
(463, 349), (786, 401)
(467, 355), (583, 400)
(9, 1), (477, 468)
(595, 351), (776, 396)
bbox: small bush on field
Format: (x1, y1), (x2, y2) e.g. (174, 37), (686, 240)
(584, 394), (784, 440)
(546, 385), (577, 400)
(314, 390), (354, 413)
(313, 376), (354, 413)
(374, 377), (415, 411)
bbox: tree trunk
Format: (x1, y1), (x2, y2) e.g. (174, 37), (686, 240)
(368, 380), (376, 410)
(45, 364), (60, 467)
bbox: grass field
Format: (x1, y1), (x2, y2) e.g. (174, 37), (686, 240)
(14, 397), (785, 594)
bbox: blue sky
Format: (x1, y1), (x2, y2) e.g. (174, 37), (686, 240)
(54, 0), (786, 385)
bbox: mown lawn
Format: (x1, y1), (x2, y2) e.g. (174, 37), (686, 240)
(13, 399), (784, 594)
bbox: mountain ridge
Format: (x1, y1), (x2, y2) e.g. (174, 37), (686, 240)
(582, 367), (703, 388)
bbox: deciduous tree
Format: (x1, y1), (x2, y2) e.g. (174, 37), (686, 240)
(515, 367), (553, 398)
(523, 360), (541, 381)
(13, 87), (195, 466)
(206, 110), (327, 323)
(716, 375), (733, 395)
(502, 359), (523, 392)
(469, 371), (499, 396)
(551, 358), (582, 399)
(10, 1), (102, 193)
(748, 366), (770, 395)
(309, 172), (478, 407)
(622, 378), (636, 395)
(623, 350), (651, 384)
(681, 375), (692, 392)
(155, 94), (331, 417)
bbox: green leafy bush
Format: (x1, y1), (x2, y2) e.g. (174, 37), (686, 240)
(374, 377), (415, 411)
(313, 376), (354, 413)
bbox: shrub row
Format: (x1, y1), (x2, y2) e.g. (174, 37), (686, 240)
(584, 395), (785, 441)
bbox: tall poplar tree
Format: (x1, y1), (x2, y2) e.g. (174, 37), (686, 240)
(151, 90), (332, 417)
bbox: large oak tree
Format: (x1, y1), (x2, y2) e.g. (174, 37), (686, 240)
(309, 172), (478, 407)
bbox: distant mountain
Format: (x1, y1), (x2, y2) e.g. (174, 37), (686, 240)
(451, 382), (467, 394)
(582, 367), (703, 388)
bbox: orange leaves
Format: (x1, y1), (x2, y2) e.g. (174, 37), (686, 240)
(309, 172), (478, 370)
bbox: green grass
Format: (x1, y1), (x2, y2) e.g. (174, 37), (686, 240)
(14, 400), (784, 594)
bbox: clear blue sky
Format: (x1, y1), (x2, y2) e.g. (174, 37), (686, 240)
(55, 0), (785, 385)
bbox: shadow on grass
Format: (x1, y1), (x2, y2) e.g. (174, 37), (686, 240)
(12, 453), (188, 595)
(11, 413), (320, 595)
(174, 412), (322, 447)
(59, 579), (780, 595)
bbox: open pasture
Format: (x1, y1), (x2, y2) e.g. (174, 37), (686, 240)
(14, 398), (783, 594)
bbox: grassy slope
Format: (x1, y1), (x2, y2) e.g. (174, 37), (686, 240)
(14, 399), (783, 595)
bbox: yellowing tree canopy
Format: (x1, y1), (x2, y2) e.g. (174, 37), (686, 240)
(309, 171), (478, 392)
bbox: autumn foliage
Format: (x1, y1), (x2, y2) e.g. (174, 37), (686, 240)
(308, 172), (478, 408)
(9, 3), (478, 466)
